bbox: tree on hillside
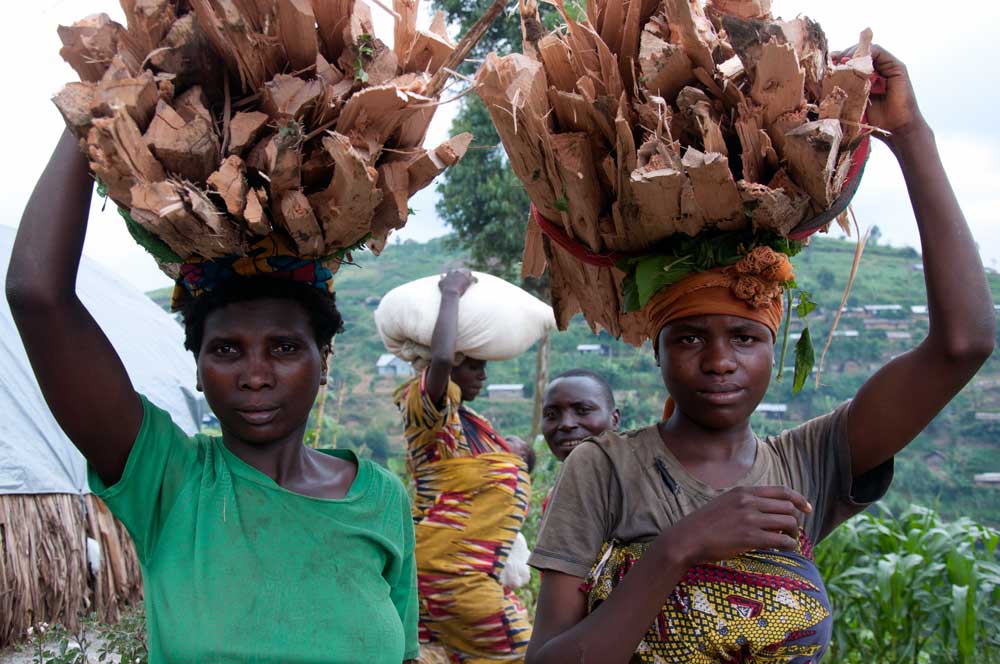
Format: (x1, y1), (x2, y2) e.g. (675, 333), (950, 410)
(433, 0), (558, 281)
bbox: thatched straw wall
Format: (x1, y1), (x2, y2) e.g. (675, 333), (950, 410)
(0, 493), (142, 647)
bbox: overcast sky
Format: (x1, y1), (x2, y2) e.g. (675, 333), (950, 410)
(2, 1), (997, 292)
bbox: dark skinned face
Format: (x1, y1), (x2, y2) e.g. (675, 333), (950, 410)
(657, 315), (773, 431)
(196, 298), (327, 448)
(542, 376), (621, 461)
(450, 357), (487, 402)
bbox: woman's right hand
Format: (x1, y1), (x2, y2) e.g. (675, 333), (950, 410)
(438, 268), (476, 297)
(664, 485), (812, 566)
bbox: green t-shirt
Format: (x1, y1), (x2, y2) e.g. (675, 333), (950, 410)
(89, 396), (418, 663)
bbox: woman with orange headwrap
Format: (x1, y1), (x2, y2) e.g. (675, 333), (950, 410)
(523, 46), (996, 664)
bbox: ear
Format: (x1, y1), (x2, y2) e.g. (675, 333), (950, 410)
(611, 408), (622, 430)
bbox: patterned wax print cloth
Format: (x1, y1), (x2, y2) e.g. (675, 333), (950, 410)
(584, 535), (832, 663)
(170, 234), (335, 309)
(397, 371), (533, 662)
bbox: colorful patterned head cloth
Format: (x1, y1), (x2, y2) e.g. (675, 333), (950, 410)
(645, 246), (793, 420)
(170, 235), (335, 310)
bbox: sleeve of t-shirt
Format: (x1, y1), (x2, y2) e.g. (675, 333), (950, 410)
(401, 368), (459, 434)
(767, 400), (894, 544)
(528, 441), (621, 578)
(386, 474), (419, 660)
(87, 394), (202, 563)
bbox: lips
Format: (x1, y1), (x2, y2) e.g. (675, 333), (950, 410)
(696, 384), (745, 404)
(235, 406), (280, 425)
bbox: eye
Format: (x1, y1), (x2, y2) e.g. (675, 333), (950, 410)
(274, 342), (300, 354)
(212, 343), (239, 356)
(575, 406), (593, 415)
(734, 334), (758, 345)
(678, 335), (703, 345)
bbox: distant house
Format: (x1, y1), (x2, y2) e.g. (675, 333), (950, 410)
(973, 473), (1000, 488)
(376, 353), (414, 377)
(974, 378), (1000, 390)
(863, 318), (906, 331)
(755, 403), (787, 418)
(974, 412), (1000, 422)
(911, 305), (929, 316)
(577, 343), (610, 356)
(487, 384), (525, 399)
(911, 263), (924, 272)
(863, 304), (903, 314)
(886, 331), (913, 341)
(364, 296), (381, 307)
(831, 329), (859, 337)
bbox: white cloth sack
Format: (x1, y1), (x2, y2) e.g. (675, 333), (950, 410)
(374, 272), (555, 364)
(500, 532), (532, 589)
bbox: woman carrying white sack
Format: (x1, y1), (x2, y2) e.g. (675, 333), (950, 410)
(376, 269), (555, 663)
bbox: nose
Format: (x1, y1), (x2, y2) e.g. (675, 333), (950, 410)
(557, 410), (578, 431)
(240, 351), (275, 390)
(701, 338), (738, 375)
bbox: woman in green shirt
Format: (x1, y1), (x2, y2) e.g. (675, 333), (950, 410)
(7, 130), (419, 663)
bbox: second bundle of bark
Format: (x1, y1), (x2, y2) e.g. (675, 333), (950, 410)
(476, 0), (873, 342)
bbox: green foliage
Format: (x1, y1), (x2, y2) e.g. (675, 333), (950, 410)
(792, 327), (814, 394)
(353, 34), (374, 83)
(617, 229), (803, 311)
(95, 608), (148, 664)
(815, 505), (1000, 663)
(24, 608), (148, 664)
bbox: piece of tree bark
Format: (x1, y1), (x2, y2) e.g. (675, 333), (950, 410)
(750, 40), (805, 126)
(277, 189), (325, 256)
(144, 99), (220, 182)
(682, 148), (744, 230)
(243, 187), (272, 236)
(276, 0), (319, 71)
(550, 132), (605, 251)
(227, 111), (271, 156)
(207, 155), (249, 218)
(262, 75), (325, 121)
(95, 57), (159, 129)
(393, 0), (418, 64)
(782, 118), (843, 208)
(263, 126), (303, 198)
(53, 83), (98, 137)
(308, 132), (382, 249)
(639, 31), (695, 103)
(58, 14), (124, 83)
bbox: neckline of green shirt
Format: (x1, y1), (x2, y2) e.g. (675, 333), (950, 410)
(214, 440), (373, 503)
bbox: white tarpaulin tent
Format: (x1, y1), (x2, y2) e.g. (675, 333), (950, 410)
(0, 224), (199, 495)
(0, 223), (200, 645)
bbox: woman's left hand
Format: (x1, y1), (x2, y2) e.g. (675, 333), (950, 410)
(834, 44), (926, 141)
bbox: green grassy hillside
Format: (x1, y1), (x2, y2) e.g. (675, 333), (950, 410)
(148, 234), (1000, 525)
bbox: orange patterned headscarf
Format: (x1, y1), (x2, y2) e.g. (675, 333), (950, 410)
(644, 246), (794, 343)
(644, 247), (794, 421)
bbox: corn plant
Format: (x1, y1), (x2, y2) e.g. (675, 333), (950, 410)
(816, 505), (1000, 663)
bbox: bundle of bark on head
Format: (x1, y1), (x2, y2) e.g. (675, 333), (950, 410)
(53, 0), (508, 278)
(476, 0), (874, 344)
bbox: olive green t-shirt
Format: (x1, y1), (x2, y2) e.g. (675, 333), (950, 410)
(89, 396), (419, 663)
(530, 402), (893, 578)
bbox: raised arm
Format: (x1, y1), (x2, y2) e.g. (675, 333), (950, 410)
(424, 269), (475, 404)
(6, 129), (143, 485)
(846, 46), (996, 476)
